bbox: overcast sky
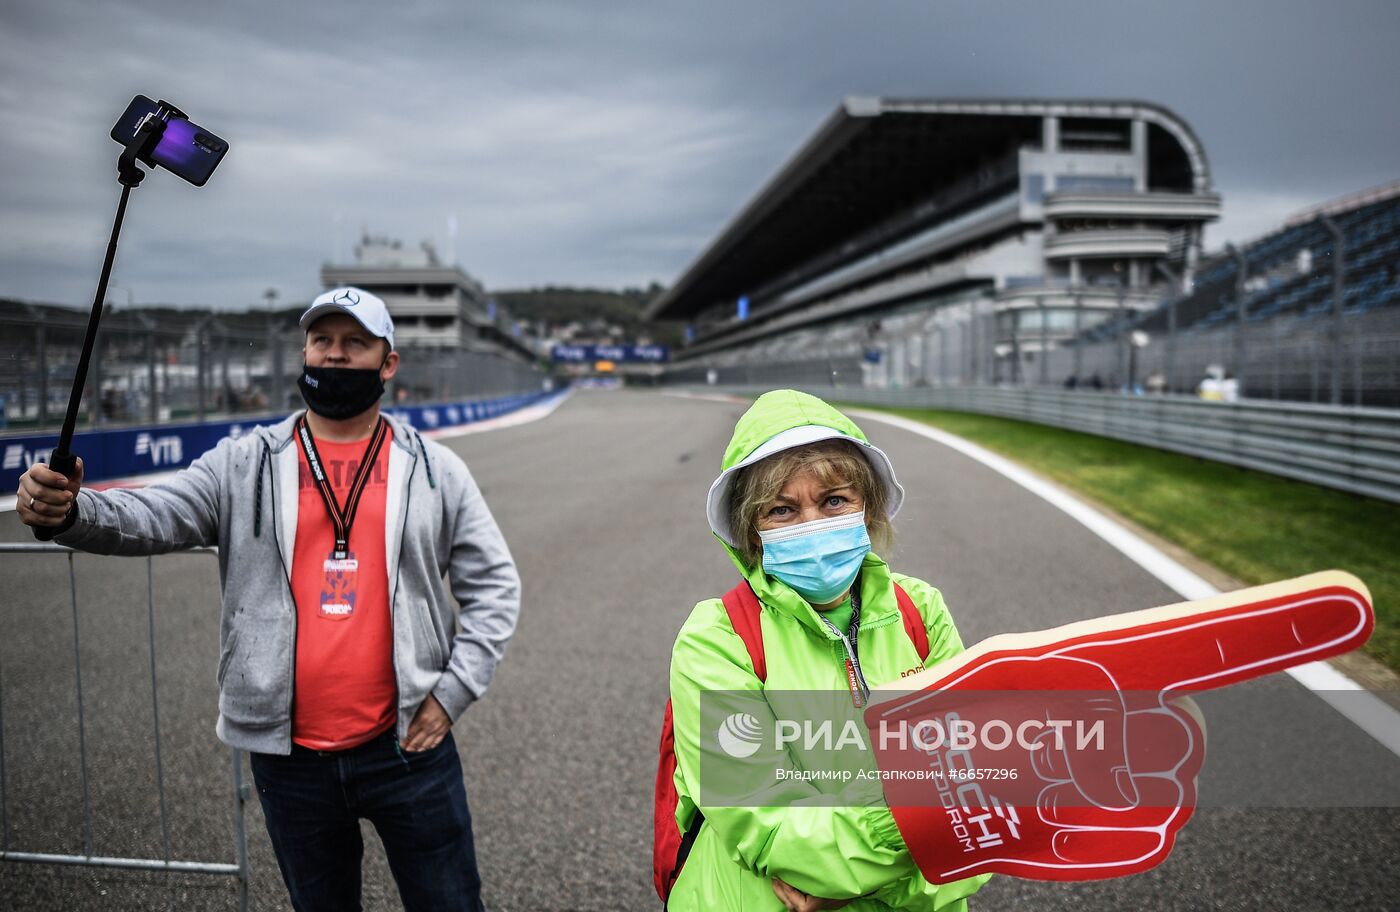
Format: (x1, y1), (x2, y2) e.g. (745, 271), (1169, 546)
(2, 0), (1397, 311)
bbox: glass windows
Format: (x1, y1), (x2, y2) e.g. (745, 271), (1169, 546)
(1008, 307), (1095, 332)
(1055, 175), (1136, 193)
(1059, 117), (1131, 152)
(1023, 173), (1045, 204)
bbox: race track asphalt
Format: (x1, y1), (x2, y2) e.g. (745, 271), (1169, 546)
(1, 388), (1396, 910)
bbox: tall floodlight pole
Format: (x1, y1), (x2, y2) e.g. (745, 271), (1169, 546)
(1116, 286), (1127, 389)
(1073, 294), (1084, 383)
(196, 317), (211, 422)
(1008, 306), (1022, 384)
(1155, 260), (1182, 393)
(1320, 216), (1345, 405)
(264, 288), (281, 410)
(938, 323), (948, 386)
(21, 302), (49, 426)
(137, 312), (157, 424)
(969, 300), (980, 385)
(1038, 299), (1049, 385)
(1228, 243), (1248, 394)
(958, 303), (968, 384)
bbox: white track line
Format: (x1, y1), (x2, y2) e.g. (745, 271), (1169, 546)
(850, 408), (1400, 759)
(663, 390), (749, 405)
(0, 389), (573, 514)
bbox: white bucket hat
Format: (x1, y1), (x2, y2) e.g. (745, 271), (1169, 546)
(706, 424), (904, 548)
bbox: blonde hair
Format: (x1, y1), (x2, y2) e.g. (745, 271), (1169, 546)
(727, 439), (892, 569)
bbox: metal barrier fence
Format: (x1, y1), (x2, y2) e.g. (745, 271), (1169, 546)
(0, 544), (248, 911)
(1010, 304), (1400, 407)
(0, 304), (551, 434)
(697, 383), (1400, 505)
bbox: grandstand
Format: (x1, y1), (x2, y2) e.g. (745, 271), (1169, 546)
(652, 98), (1222, 387)
(654, 98), (1400, 406)
(1077, 181), (1400, 404)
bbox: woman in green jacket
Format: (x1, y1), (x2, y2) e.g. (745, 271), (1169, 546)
(666, 390), (990, 911)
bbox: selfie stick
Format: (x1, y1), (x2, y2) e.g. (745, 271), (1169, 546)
(34, 103), (180, 541)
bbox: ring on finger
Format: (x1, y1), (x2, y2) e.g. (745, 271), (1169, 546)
(29, 495), (36, 509)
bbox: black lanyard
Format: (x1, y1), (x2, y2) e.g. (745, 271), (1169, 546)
(295, 415), (388, 559)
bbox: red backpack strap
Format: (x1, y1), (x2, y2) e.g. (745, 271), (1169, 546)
(721, 580), (766, 682)
(651, 582), (762, 904)
(893, 582), (931, 663)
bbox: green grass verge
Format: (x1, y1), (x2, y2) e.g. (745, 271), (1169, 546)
(857, 405), (1400, 674)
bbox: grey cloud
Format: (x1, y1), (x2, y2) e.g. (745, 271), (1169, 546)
(1, 0), (1397, 309)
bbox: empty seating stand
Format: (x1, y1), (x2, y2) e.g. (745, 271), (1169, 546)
(1138, 194), (1400, 333)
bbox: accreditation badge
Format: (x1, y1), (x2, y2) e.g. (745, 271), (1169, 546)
(320, 551), (359, 620)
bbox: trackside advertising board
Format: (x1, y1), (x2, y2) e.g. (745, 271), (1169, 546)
(551, 344), (668, 363)
(0, 391), (553, 493)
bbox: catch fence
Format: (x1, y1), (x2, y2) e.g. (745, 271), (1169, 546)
(692, 383), (1400, 505)
(0, 304), (549, 434)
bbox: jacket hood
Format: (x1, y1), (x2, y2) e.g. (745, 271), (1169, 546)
(706, 390), (903, 549)
(706, 390), (905, 636)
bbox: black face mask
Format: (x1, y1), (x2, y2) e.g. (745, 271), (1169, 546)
(298, 363), (385, 420)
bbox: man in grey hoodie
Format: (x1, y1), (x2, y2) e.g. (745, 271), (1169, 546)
(16, 287), (520, 912)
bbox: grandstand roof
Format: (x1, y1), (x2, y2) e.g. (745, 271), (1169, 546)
(648, 97), (1212, 322)
(1284, 178), (1400, 228)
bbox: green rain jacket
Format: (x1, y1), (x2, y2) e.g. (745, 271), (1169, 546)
(667, 391), (991, 911)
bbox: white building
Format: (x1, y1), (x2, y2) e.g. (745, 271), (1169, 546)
(322, 234), (526, 356)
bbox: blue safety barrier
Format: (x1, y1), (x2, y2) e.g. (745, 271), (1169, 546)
(0, 390), (557, 494)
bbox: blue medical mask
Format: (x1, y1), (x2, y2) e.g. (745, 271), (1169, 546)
(759, 511), (871, 605)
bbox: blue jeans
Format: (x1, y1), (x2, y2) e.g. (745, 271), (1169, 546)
(250, 730), (484, 912)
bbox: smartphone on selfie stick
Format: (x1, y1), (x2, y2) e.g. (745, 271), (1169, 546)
(34, 96), (229, 541)
(110, 95), (229, 187)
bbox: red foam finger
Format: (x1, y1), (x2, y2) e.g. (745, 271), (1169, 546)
(1049, 827), (1171, 869)
(1050, 583), (1371, 693)
(1125, 703), (1204, 777)
(1132, 773), (1197, 815)
(879, 573), (1372, 701)
(1030, 733), (1070, 781)
(1055, 693), (1135, 809)
(870, 573), (1370, 884)
(892, 797), (1188, 883)
(1037, 775), (1192, 829)
(1037, 783), (1087, 827)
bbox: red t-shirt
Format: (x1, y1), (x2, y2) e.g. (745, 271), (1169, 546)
(290, 427), (396, 750)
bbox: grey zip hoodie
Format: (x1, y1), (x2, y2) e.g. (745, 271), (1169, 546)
(55, 411), (521, 754)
